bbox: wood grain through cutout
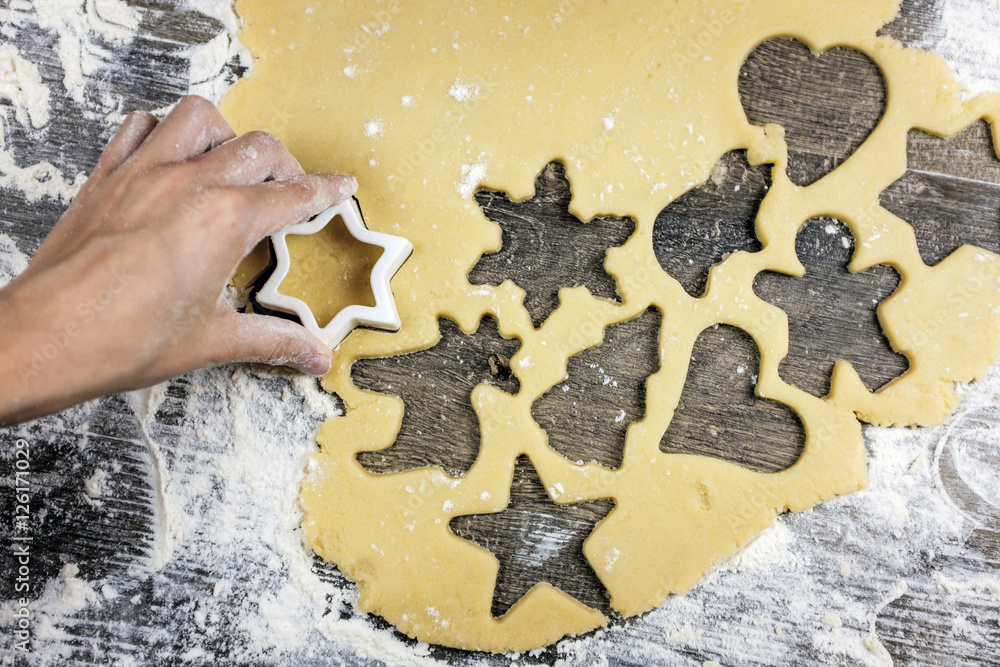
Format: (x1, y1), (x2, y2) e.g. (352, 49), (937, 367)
(470, 161), (634, 327)
(754, 218), (908, 397)
(532, 308), (661, 469)
(353, 317), (520, 477)
(652, 151), (768, 297)
(5, 1), (1000, 662)
(880, 120), (1000, 266)
(659, 325), (805, 473)
(739, 37), (887, 186)
(449, 456), (615, 617)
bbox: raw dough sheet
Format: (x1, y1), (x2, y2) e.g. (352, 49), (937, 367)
(222, 0), (1000, 652)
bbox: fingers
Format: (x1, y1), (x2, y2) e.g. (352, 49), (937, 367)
(190, 131), (306, 187)
(128, 95), (237, 172)
(235, 173), (358, 249)
(210, 312), (333, 376)
(89, 111), (159, 184)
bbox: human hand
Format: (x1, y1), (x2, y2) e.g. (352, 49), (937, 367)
(0, 95), (356, 425)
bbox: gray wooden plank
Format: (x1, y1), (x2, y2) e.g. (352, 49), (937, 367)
(1, 0), (999, 664)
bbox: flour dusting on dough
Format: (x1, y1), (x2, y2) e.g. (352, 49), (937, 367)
(3, 0), (1000, 663)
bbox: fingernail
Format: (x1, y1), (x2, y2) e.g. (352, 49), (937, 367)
(335, 174), (358, 200)
(302, 352), (333, 376)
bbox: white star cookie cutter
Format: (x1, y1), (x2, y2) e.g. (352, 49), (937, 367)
(257, 199), (413, 349)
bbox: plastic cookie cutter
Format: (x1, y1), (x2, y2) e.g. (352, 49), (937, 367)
(256, 199), (413, 349)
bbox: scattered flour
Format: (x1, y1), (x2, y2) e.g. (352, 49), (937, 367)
(721, 518), (805, 573)
(0, 146), (87, 203)
(0, 9), (90, 203)
(1, 0), (1000, 664)
(448, 79), (479, 102)
(184, 0), (251, 102)
(0, 43), (50, 129)
(30, 0), (140, 104)
(364, 117), (384, 138)
(457, 160), (488, 197)
(127, 383), (182, 570)
(83, 468), (108, 505)
(910, 0), (1000, 97)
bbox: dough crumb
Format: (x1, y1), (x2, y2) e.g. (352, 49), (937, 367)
(84, 469), (109, 504)
(823, 613), (843, 629)
(665, 623), (701, 643)
(840, 563), (852, 577)
(863, 633), (886, 655)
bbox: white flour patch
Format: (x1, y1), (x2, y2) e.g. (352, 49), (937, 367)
(721, 518), (805, 573)
(457, 160), (488, 197)
(914, 0), (1000, 97)
(127, 384), (182, 571)
(30, 0), (140, 104)
(448, 79), (479, 102)
(183, 0), (251, 103)
(0, 43), (50, 129)
(1, 0), (999, 664)
(364, 117), (384, 138)
(0, 10), (90, 203)
(0, 144), (87, 203)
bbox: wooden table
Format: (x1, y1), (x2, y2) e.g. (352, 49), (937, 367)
(1, 0), (998, 664)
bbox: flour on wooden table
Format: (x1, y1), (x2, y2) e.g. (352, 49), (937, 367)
(923, 0), (1000, 96)
(1, 0), (999, 664)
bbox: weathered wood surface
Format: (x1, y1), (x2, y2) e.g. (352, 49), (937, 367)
(1, 0), (999, 665)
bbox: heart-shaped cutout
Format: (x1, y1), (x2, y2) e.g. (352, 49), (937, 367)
(739, 37), (887, 186)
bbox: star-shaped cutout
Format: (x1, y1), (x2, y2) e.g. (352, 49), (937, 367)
(450, 456), (614, 617)
(879, 120), (1000, 267)
(257, 199), (413, 349)
(470, 161), (634, 327)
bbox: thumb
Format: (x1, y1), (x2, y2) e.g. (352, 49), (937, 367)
(215, 312), (333, 376)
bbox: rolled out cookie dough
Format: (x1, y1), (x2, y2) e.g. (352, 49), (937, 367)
(222, 0), (1000, 652)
